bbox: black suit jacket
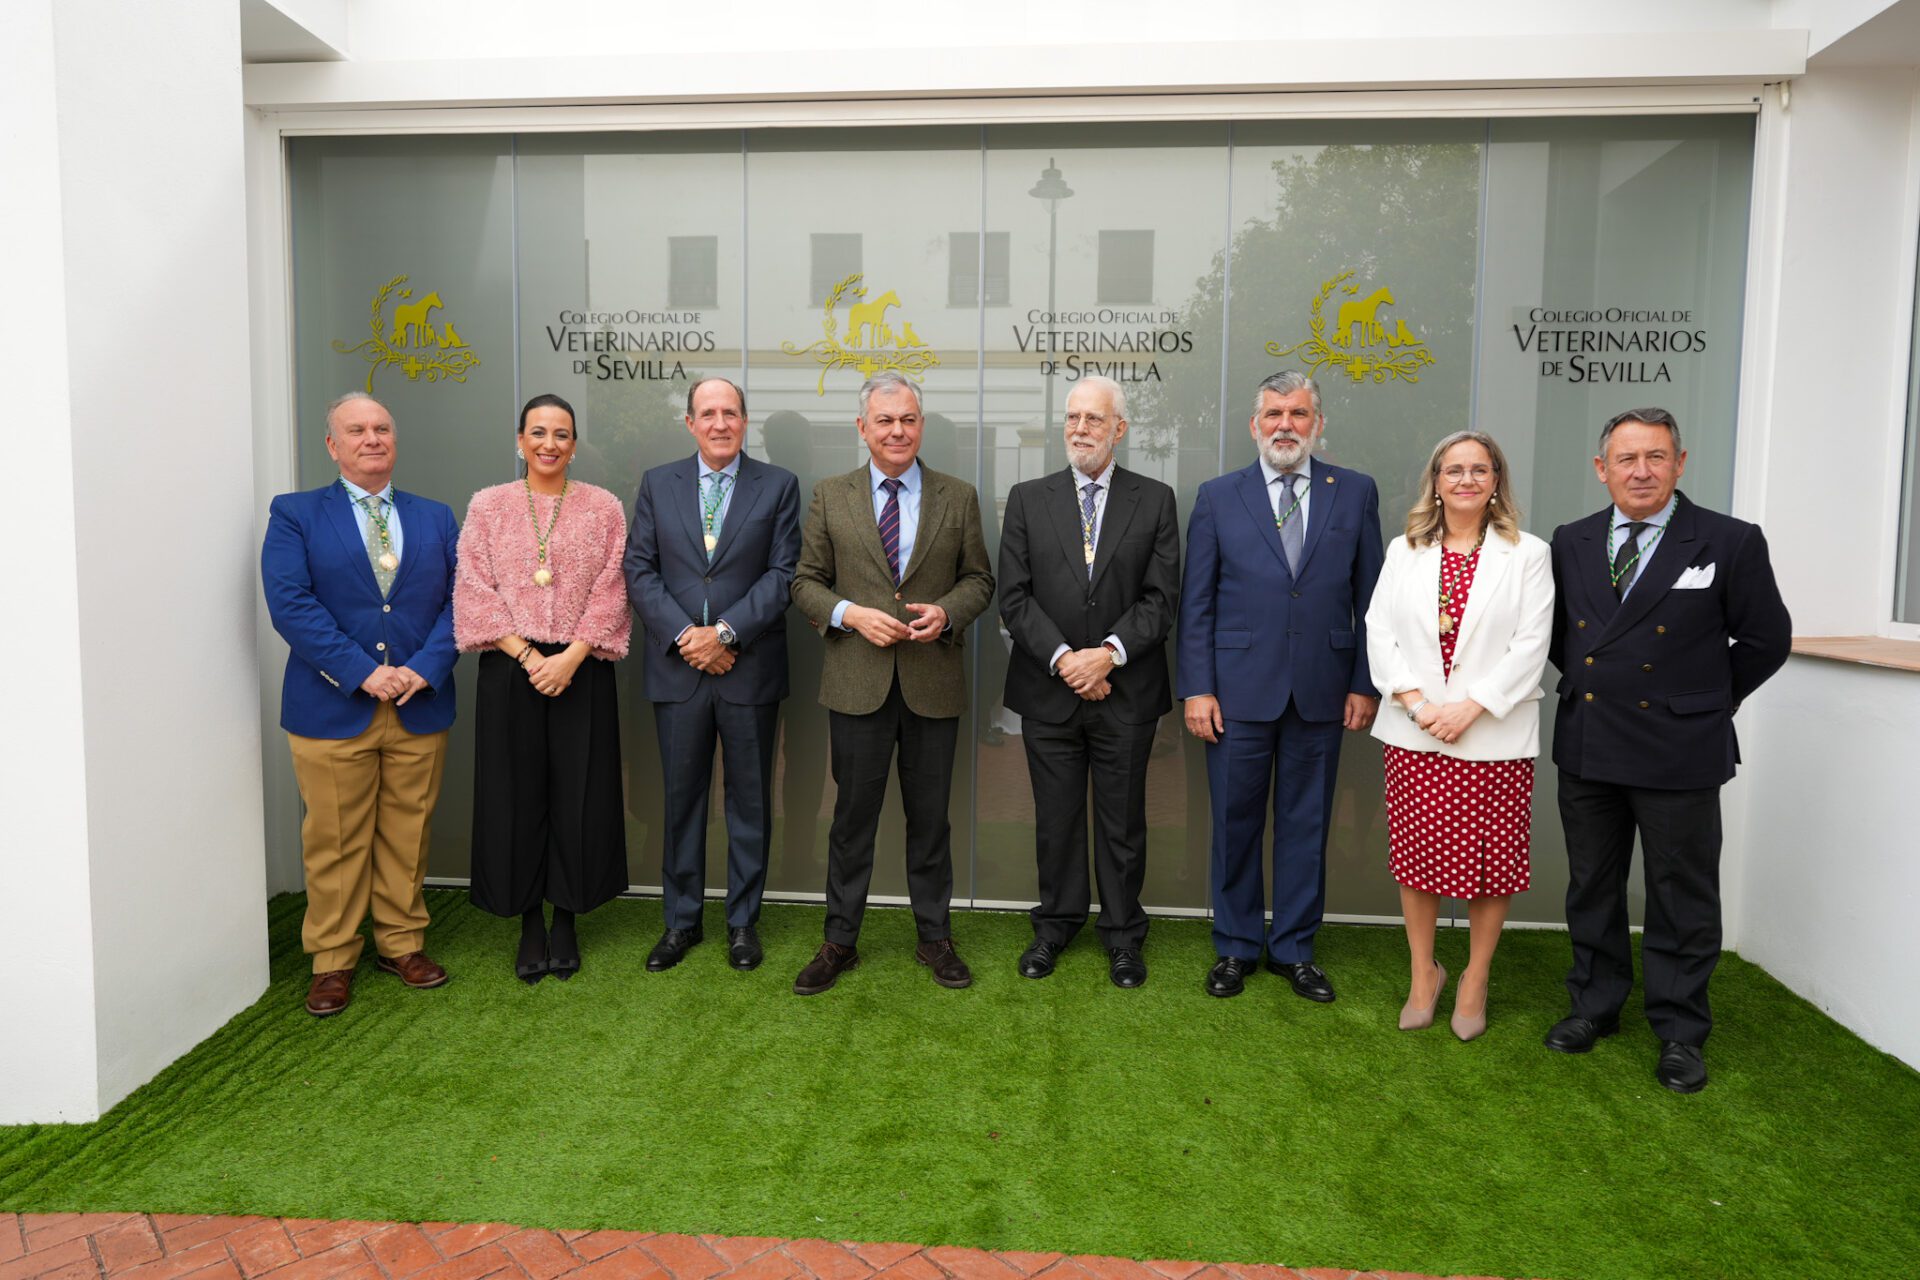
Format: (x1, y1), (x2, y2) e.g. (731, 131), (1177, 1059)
(998, 465), (1181, 727)
(1548, 490), (1791, 790)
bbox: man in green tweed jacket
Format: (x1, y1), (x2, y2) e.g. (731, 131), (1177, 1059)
(790, 372), (996, 995)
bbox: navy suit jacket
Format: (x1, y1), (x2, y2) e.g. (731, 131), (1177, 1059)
(261, 481), (460, 739)
(624, 452), (801, 705)
(1548, 491), (1791, 790)
(1176, 460), (1385, 723)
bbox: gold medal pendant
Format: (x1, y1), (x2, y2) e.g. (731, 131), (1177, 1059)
(533, 568), (553, 587)
(1084, 545), (1096, 566)
(704, 533), (719, 552)
(1438, 613), (1454, 636)
(378, 552), (398, 572)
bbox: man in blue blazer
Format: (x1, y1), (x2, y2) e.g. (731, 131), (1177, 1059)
(625, 378), (802, 972)
(1544, 407), (1790, 1093)
(1178, 371), (1384, 1001)
(261, 391), (460, 1017)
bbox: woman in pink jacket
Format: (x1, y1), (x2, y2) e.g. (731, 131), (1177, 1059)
(454, 393), (632, 982)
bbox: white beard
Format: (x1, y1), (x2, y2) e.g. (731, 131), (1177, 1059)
(1260, 434), (1309, 471)
(1067, 443), (1114, 476)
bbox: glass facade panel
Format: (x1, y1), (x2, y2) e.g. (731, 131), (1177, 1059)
(279, 113), (1754, 926)
(1897, 242), (1920, 624)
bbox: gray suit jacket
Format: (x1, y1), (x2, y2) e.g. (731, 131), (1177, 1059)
(792, 463), (995, 718)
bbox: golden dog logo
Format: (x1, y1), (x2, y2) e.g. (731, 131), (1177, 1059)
(782, 273), (939, 395)
(1267, 270), (1434, 385)
(333, 274), (482, 392)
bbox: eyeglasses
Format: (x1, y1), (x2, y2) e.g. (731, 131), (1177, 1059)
(1440, 465), (1494, 482)
(1065, 413), (1110, 429)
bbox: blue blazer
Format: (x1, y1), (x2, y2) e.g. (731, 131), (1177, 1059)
(1548, 491), (1791, 790)
(1176, 460), (1385, 723)
(623, 453), (801, 705)
(261, 481), (460, 739)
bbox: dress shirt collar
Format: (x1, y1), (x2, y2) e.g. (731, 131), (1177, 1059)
(1069, 456), (1117, 493)
(1611, 493), (1676, 533)
(1258, 453), (1313, 489)
(339, 476), (394, 507)
(868, 459), (923, 496)
(698, 453), (742, 483)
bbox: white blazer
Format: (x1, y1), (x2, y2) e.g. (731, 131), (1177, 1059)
(1366, 528), (1554, 761)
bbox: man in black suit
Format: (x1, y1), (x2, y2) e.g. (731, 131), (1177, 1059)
(625, 377), (801, 972)
(1544, 407), (1790, 1093)
(998, 376), (1181, 988)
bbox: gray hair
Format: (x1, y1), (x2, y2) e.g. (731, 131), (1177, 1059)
(687, 377), (746, 417)
(325, 390), (390, 435)
(1598, 407), (1682, 458)
(858, 371), (924, 418)
(1253, 370), (1323, 421)
(1069, 374), (1129, 423)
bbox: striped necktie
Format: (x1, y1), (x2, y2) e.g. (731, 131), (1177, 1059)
(878, 477), (903, 584)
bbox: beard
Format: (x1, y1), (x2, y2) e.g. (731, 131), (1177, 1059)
(1067, 441), (1114, 475)
(1259, 432), (1311, 471)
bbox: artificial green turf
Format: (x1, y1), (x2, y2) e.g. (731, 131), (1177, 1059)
(3, 892), (1917, 1280)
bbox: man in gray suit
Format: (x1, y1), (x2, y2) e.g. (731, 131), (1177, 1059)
(625, 377), (801, 972)
(789, 372), (995, 994)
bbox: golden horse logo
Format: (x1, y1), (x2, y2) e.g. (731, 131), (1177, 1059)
(1268, 271), (1435, 385)
(333, 275), (481, 392)
(782, 273), (939, 394)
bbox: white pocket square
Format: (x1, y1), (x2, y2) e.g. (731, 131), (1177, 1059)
(1672, 563), (1716, 590)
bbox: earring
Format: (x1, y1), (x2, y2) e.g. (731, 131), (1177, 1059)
(516, 448), (525, 460)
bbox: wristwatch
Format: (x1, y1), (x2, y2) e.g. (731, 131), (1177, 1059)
(715, 621), (739, 649)
(1102, 640), (1125, 667)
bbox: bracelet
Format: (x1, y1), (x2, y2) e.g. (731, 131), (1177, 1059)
(1406, 699), (1428, 722)
(515, 646), (534, 667)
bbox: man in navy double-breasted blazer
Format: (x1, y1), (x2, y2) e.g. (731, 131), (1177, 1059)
(625, 377), (801, 974)
(1178, 371), (1385, 1003)
(261, 391), (460, 1017)
(1543, 407), (1790, 1094)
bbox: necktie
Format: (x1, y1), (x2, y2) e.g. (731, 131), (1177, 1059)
(1278, 473), (1304, 575)
(878, 477), (903, 584)
(1612, 521), (1649, 598)
(1081, 481), (1100, 580)
(359, 495), (396, 597)
(702, 472), (732, 562)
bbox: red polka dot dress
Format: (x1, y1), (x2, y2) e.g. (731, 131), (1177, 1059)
(1382, 547), (1534, 899)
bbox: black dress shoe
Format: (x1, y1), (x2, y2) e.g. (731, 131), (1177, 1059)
(646, 926), (704, 972)
(1018, 938), (1063, 979)
(1267, 959), (1336, 1003)
(1543, 1014), (1621, 1054)
(793, 941), (858, 995)
(1107, 947), (1147, 989)
(1656, 1041), (1708, 1094)
(727, 926), (763, 971)
(1205, 956), (1259, 998)
(916, 938), (973, 989)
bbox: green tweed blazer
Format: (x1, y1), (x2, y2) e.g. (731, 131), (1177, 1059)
(792, 464), (996, 718)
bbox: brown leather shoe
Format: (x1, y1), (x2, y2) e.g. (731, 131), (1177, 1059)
(793, 941), (859, 996)
(306, 969), (353, 1017)
(915, 938), (973, 989)
(375, 951), (449, 989)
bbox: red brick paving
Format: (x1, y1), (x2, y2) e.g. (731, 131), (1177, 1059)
(0, 1216), (1525, 1280)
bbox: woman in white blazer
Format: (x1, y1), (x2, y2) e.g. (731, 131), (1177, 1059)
(1365, 431), (1553, 1041)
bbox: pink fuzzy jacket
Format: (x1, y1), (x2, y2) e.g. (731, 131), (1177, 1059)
(454, 480), (632, 661)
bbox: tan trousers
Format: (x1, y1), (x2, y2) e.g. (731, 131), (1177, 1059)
(287, 701), (449, 973)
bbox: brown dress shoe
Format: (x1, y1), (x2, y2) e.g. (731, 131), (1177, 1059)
(793, 941), (859, 996)
(375, 951), (449, 989)
(306, 969), (353, 1017)
(915, 938), (973, 989)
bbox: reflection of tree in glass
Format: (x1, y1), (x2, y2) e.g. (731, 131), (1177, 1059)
(1133, 143), (1479, 521)
(571, 370), (708, 498)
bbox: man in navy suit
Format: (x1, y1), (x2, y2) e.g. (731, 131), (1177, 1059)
(1178, 371), (1384, 1002)
(625, 377), (802, 972)
(261, 391), (460, 1017)
(1543, 407), (1790, 1093)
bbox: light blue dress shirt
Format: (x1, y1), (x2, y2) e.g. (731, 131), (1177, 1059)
(1257, 453), (1313, 532)
(340, 476), (403, 560)
(832, 460), (924, 630)
(1611, 493), (1677, 600)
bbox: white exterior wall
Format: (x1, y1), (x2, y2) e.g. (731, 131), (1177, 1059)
(1725, 64), (1920, 1065)
(0, 0), (270, 1123)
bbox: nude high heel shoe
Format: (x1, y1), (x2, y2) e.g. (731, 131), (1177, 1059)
(1451, 983), (1488, 1042)
(1399, 962), (1447, 1030)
